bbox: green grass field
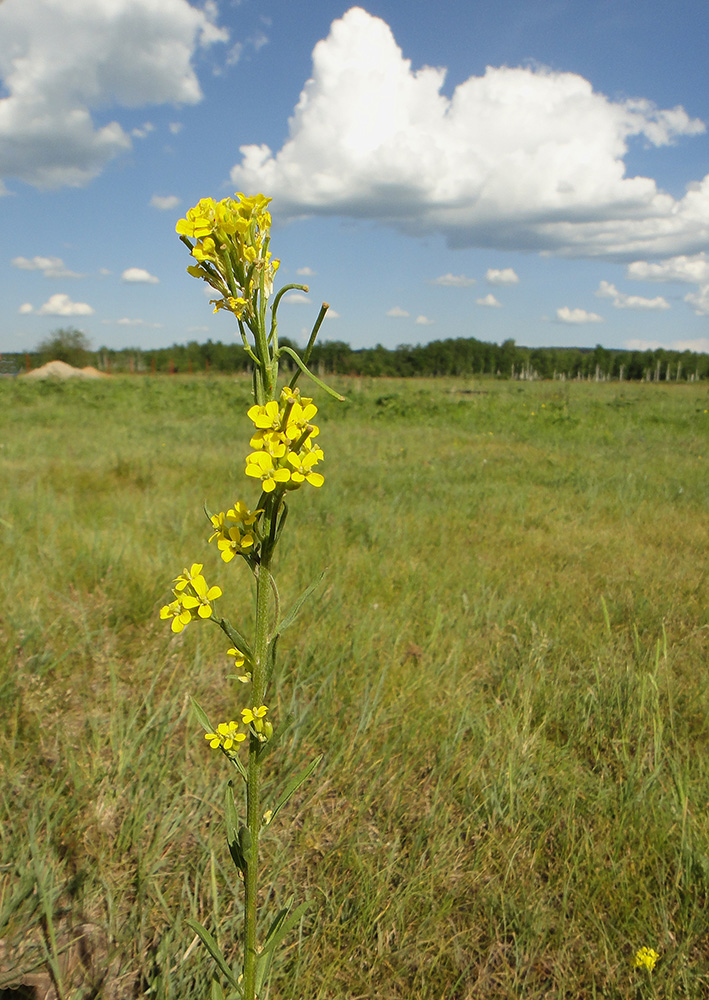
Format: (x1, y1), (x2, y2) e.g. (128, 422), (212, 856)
(1, 374), (708, 999)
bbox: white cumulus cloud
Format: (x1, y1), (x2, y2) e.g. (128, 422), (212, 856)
(296, 266), (316, 276)
(476, 293), (502, 307)
(121, 267), (159, 284)
(12, 255), (83, 278)
(556, 306), (603, 324)
(36, 293), (94, 316)
(596, 280), (670, 310)
(150, 194), (180, 211)
(386, 306), (410, 317)
(626, 253), (709, 315)
(231, 7), (707, 261)
(627, 254), (709, 284)
(486, 268), (519, 285)
(0, 0), (227, 189)
(431, 273), (476, 286)
(281, 292), (310, 304)
(415, 315), (434, 325)
(18, 303), (33, 314)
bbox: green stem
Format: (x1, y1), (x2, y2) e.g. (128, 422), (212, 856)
(242, 494), (277, 999)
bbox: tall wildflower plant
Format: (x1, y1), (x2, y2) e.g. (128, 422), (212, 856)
(162, 193), (342, 999)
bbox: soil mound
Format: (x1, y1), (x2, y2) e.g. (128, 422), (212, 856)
(22, 360), (109, 379)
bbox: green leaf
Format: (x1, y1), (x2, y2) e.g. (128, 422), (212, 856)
(264, 634), (279, 688)
(277, 571), (327, 635)
(254, 899), (313, 995)
(204, 502), (217, 524)
(211, 978), (226, 1000)
(268, 755), (323, 825)
(225, 783), (246, 873)
(218, 617), (254, 662)
(191, 698), (213, 734)
(256, 712), (294, 763)
(229, 752), (248, 783)
(185, 918), (240, 990)
(277, 345), (345, 400)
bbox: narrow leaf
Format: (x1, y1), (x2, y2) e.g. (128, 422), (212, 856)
(269, 755), (323, 825)
(264, 634), (279, 688)
(225, 783), (246, 873)
(255, 900), (313, 993)
(218, 617), (254, 662)
(185, 918), (240, 989)
(278, 571), (326, 635)
(229, 753), (248, 783)
(277, 345), (345, 400)
(191, 698), (213, 734)
(211, 978), (226, 1000)
(256, 712), (294, 763)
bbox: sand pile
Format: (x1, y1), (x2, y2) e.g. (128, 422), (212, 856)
(22, 360), (109, 379)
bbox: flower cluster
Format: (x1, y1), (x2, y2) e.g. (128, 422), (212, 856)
(159, 563), (222, 633)
(633, 947), (659, 972)
(205, 706), (271, 752)
(209, 500), (262, 563)
(245, 387), (324, 492)
(175, 193), (279, 319)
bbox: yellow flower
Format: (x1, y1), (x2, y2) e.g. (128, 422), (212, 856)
(181, 575), (222, 619)
(229, 501), (261, 527)
(287, 450), (324, 488)
(178, 192), (279, 317)
(204, 721), (246, 751)
(248, 400), (281, 430)
(209, 512), (255, 562)
(245, 451), (291, 492)
(241, 705), (272, 740)
(175, 198), (216, 239)
(227, 646), (251, 683)
(159, 596), (195, 633)
(173, 563), (204, 592)
(633, 947), (659, 971)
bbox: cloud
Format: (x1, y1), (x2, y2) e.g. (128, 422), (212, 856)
(131, 122), (155, 139)
(476, 293), (502, 307)
(18, 303), (33, 314)
(596, 280), (670, 310)
(556, 306), (603, 324)
(684, 287), (709, 316)
(386, 306), (409, 317)
(102, 317), (163, 327)
(31, 293), (95, 316)
(625, 337), (709, 353)
(326, 308), (341, 318)
(672, 338), (709, 353)
(121, 267), (159, 284)
(626, 252), (709, 315)
(231, 7), (707, 261)
(415, 314), (434, 325)
(11, 255), (83, 278)
(431, 273), (476, 287)
(281, 292), (310, 304)
(296, 266), (316, 276)
(169, 122), (183, 135)
(486, 267), (519, 285)
(627, 253), (709, 284)
(0, 0), (227, 189)
(150, 194), (181, 210)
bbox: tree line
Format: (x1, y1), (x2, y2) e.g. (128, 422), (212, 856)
(3, 327), (709, 381)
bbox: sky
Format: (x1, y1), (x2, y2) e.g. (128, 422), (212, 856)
(2, 0), (709, 356)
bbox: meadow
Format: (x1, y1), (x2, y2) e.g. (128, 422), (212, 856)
(1, 373), (708, 999)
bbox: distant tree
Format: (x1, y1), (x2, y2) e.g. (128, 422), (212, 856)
(36, 327), (93, 368)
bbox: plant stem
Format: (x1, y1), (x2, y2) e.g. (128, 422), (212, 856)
(242, 495), (276, 999)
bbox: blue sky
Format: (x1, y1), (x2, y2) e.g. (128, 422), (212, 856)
(2, 0), (709, 356)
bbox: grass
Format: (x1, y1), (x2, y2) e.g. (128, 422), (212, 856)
(1, 373), (708, 998)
